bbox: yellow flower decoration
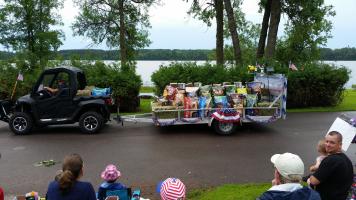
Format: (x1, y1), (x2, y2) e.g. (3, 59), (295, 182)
(247, 65), (257, 72)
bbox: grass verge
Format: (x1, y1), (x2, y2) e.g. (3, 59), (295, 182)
(138, 99), (152, 113)
(187, 183), (270, 200)
(140, 86), (155, 93)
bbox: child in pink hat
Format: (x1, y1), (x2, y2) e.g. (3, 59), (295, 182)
(97, 164), (126, 200)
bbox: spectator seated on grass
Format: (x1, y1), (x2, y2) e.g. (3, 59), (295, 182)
(97, 164), (127, 200)
(46, 153), (96, 200)
(257, 152), (321, 200)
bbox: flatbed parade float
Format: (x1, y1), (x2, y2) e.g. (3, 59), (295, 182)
(119, 67), (288, 135)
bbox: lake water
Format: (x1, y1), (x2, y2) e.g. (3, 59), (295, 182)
(104, 60), (356, 88)
(323, 61), (355, 88)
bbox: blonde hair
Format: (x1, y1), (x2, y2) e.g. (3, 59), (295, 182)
(317, 139), (327, 155)
(280, 174), (302, 184)
(58, 154), (83, 193)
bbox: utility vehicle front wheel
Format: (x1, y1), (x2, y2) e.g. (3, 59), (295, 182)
(9, 112), (33, 135)
(79, 111), (104, 134)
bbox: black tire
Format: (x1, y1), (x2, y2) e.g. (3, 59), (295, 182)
(213, 120), (236, 135)
(9, 112), (33, 135)
(79, 111), (103, 134)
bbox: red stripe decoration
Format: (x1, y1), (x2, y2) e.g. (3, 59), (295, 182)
(160, 178), (186, 200)
(211, 108), (240, 123)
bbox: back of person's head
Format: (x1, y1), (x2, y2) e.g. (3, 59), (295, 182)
(58, 153), (83, 193)
(271, 153), (304, 183)
(317, 139), (327, 155)
(158, 178), (186, 200)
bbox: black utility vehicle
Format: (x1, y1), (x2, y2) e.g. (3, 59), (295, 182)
(0, 66), (112, 134)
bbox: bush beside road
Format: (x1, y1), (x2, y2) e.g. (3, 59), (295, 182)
(289, 89), (356, 112)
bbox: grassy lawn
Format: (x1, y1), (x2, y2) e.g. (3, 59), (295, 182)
(187, 183), (271, 200)
(288, 89), (356, 112)
(138, 98), (152, 113)
(140, 86), (155, 93)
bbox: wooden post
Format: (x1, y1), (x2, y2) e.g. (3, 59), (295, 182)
(10, 80), (18, 100)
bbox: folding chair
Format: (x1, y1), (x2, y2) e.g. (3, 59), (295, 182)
(105, 188), (131, 200)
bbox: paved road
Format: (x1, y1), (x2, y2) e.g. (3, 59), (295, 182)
(0, 111), (355, 199)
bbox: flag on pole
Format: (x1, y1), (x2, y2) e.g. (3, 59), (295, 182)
(17, 73), (24, 81)
(289, 63), (298, 71)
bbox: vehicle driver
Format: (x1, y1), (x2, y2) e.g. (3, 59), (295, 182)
(44, 79), (67, 95)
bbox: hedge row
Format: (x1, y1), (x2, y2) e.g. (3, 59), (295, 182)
(151, 62), (350, 108)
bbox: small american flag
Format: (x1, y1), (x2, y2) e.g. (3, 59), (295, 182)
(289, 63), (298, 71)
(17, 73), (24, 81)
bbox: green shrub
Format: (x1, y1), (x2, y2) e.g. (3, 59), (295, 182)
(71, 60), (142, 112)
(287, 63), (350, 107)
(352, 84), (356, 90)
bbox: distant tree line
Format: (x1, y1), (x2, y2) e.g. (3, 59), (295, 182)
(1, 48), (356, 61)
(320, 47), (356, 61)
(0, 49), (212, 61)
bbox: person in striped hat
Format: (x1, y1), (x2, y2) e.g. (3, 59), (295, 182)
(159, 178), (186, 200)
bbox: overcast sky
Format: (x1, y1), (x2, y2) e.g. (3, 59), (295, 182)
(2, 0), (356, 50)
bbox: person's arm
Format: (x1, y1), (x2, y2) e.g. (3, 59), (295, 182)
(44, 86), (58, 94)
(87, 183), (97, 200)
(309, 163), (318, 172)
(97, 186), (105, 200)
(309, 156), (335, 186)
(308, 175), (321, 185)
